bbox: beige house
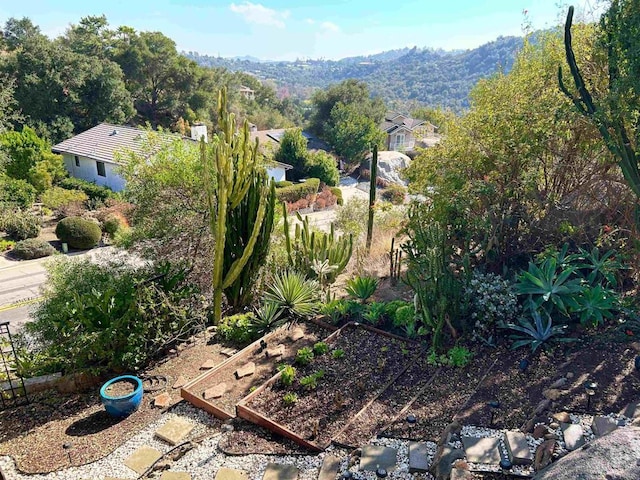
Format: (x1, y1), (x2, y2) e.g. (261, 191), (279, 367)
(380, 112), (437, 152)
(239, 85), (255, 101)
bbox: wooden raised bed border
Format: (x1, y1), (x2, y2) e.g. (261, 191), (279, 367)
(236, 322), (423, 451)
(181, 316), (336, 420)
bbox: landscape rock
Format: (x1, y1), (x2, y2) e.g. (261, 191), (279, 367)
(262, 463), (298, 480)
(549, 377), (568, 389)
(533, 440), (555, 471)
(504, 431), (533, 465)
(565, 372), (574, 379)
(364, 150), (411, 185)
(461, 437), (501, 464)
(620, 402), (640, 419)
(535, 399), (552, 415)
(450, 467), (474, 480)
(429, 446), (464, 480)
(172, 376), (187, 389)
(561, 423), (584, 451)
(290, 328), (305, 341)
(200, 359), (216, 369)
(204, 383), (227, 400)
(153, 392), (171, 408)
(360, 445), (398, 471)
(235, 362), (256, 379)
(317, 455), (340, 480)
(124, 446), (162, 474)
(543, 389), (563, 401)
(533, 424), (548, 439)
(591, 415), (617, 437)
(533, 426), (640, 479)
(265, 344), (285, 358)
(220, 347), (237, 357)
(155, 418), (194, 445)
(408, 442), (430, 473)
(551, 412), (570, 423)
(214, 468), (248, 480)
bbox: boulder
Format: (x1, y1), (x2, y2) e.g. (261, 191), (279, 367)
(364, 151), (411, 185)
(534, 426), (640, 480)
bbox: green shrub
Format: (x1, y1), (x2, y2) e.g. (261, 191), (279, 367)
(305, 151), (339, 186)
(102, 213), (127, 237)
(0, 176), (37, 208)
(275, 180), (293, 188)
(55, 216), (102, 249)
(330, 187), (343, 206)
(300, 370), (324, 390)
(446, 346), (473, 367)
(331, 348), (345, 359)
(58, 177), (114, 205)
(26, 259), (205, 373)
(217, 312), (258, 346)
(41, 187), (88, 210)
(263, 270), (320, 320)
(295, 346), (315, 366)
(12, 239), (56, 260)
(345, 276), (379, 303)
(0, 239), (15, 251)
(275, 178), (320, 203)
(381, 184), (407, 205)
(279, 364), (296, 386)
(313, 342), (329, 355)
(2, 211), (41, 240)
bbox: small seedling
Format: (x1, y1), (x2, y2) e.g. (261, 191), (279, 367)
(332, 348), (345, 359)
(380, 346), (389, 353)
(279, 365), (296, 386)
(300, 370), (325, 390)
(295, 347), (315, 365)
(313, 341), (329, 355)
(249, 386), (257, 393)
(283, 392), (298, 405)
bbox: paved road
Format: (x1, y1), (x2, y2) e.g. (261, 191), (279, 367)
(0, 305), (35, 334)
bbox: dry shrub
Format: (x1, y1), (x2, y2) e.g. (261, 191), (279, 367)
(94, 199), (136, 224)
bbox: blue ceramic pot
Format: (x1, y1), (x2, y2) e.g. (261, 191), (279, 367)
(100, 375), (143, 417)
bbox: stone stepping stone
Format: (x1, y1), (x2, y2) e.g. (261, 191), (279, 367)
(105, 477), (128, 480)
(204, 382), (227, 400)
(318, 455), (340, 480)
(262, 463), (299, 480)
(504, 431), (533, 465)
(290, 328), (305, 341)
(124, 446), (162, 474)
(451, 468), (474, 480)
(160, 473), (191, 480)
(221, 347), (238, 357)
(155, 417), (194, 445)
(360, 445), (398, 471)
(153, 392), (171, 408)
(552, 411), (571, 423)
(592, 415), (617, 437)
(235, 362), (256, 379)
(266, 344), (286, 358)
(408, 441), (431, 473)
(561, 423), (585, 451)
(215, 467), (249, 480)
(461, 436), (501, 465)
(173, 375), (187, 389)
(200, 359), (216, 369)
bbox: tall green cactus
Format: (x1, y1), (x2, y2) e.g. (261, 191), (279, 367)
(224, 173), (276, 309)
(559, 5), (640, 198)
(202, 87), (269, 324)
(366, 144), (378, 254)
(282, 205), (353, 285)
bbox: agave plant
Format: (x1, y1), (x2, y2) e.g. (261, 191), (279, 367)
(345, 276), (379, 303)
(571, 246), (625, 288)
(516, 257), (583, 316)
(250, 301), (285, 337)
(263, 271), (320, 320)
(504, 308), (571, 353)
(573, 285), (618, 327)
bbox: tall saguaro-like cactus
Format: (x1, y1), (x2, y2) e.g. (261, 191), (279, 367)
(202, 88), (269, 324)
(558, 5), (640, 198)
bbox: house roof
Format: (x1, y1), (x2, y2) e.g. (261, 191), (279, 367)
(52, 123), (181, 165)
(381, 112), (430, 134)
(249, 128), (331, 153)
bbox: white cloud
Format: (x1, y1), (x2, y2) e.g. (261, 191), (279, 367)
(319, 21), (340, 33)
(305, 18), (315, 25)
(229, 2), (290, 29)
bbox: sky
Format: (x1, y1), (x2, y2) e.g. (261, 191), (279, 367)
(0, 0), (605, 61)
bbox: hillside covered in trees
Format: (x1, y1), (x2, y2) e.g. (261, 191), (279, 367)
(185, 35), (523, 111)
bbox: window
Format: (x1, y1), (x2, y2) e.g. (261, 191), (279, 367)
(394, 133), (405, 149)
(96, 161), (106, 177)
(74, 155), (80, 167)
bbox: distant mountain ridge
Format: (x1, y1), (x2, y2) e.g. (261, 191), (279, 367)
(184, 35), (523, 110)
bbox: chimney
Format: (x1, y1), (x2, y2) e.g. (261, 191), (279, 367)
(249, 123), (258, 133)
(191, 123), (208, 143)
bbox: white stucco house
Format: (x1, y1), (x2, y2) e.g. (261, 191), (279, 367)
(380, 112), (437, 152)
(52, 123), (291, 192)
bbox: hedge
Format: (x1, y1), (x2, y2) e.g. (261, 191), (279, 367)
(12, 239), (56, 260)
(55, 216), (102, 249)
(330, 187), (343, 206)
(1, 211), (41, 240)
(274, 180), (293, 188)
(0, 176), (37, 208)
(275, 178), (320, 204)
(58, 177), (114, 204)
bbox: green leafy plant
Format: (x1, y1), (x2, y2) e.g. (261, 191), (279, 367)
(345, 276), (379, 303)
(1, 210), (40, 240)
(300, 370), (325, 390)
(283, 392), (298, 405)
(446, 346), (473, 367)
(320, 299), (349, 324)
(0, 239), (15, 251)
(295, 347), (315, 366)
(331, 348), (345, 359)
(279, 365), (296, 386)
(12, 239), (56, 260)
(571, 246), (625, 288)
(516, 257), (583, 316)
(503, 308), (571, 353)
(573, 285), (618, 327)
(263, 270), (320, 320)
(216, 312), (257, 346)
(250, 301), (284, 338)
(313, 342), (329, 355)
(41, 187), (88, 211)
(389, 303), (415, 327)
(363, 301), (386, 325)
(466, 271), (519, 341)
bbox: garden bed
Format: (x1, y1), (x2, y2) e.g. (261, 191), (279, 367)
(181, 319), (335, 419)
(237, 323), (422, 450)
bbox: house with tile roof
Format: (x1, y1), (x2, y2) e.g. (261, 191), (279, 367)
(380, 112), (437, 152)
(52, 123), (291, 191)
